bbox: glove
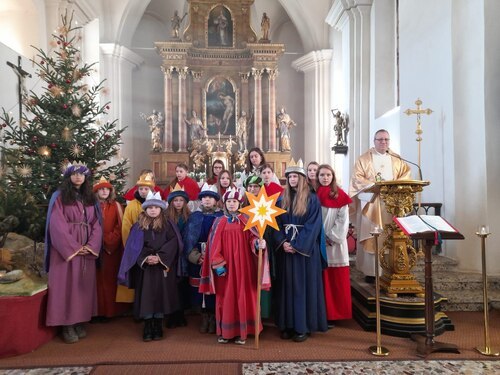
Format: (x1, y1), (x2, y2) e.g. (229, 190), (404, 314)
(215, 266), (227, 276)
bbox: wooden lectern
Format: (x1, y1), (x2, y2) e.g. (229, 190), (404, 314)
(408, 230), (464, 357)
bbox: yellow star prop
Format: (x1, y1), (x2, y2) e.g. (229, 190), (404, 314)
(239, 186), (287, 238)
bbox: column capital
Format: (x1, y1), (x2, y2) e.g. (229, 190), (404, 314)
(192, 71), (203, 81)
(99, 43), (144, 69)
(292, 50), (333, 73)
(178, 67), (189, 79)
(267, 68), (279, 80)
(161, 66), (176, 77)
(239, 72), (251, 82)
(252, 68), (264, 79)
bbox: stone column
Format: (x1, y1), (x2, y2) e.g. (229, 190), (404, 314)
(178, 67), (189, 152)
(292, 50), (333, 164)
(100, 43), (144, 183)
(239, 72), (250, 113)
(162, 66), (174, 152)
(192, 71), (203, 116)
(253, 69), (263, 149)
(268, 69), (279, 152)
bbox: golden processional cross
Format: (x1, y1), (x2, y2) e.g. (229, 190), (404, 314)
(404, 98), (433, 170)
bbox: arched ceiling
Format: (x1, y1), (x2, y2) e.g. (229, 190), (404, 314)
(92, 0), (331, 52)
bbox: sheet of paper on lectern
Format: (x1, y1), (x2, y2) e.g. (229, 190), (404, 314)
(394, 215), (458, 235)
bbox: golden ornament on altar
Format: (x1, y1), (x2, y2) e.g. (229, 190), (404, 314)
(38, 146), (51, 157)
(239, 186), (286, 238)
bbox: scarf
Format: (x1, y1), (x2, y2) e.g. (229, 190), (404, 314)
(317, 185), (352, 208)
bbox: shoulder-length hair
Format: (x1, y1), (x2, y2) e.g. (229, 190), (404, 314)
(281, 173), (310, 217)
(245, 147), (266, 173)
(317, 164), (339, 199)
(169, 162), (190, 189)
(211, 159), (225, 178)
(165, 198), (191, 224)
(60, 175), (96, 206)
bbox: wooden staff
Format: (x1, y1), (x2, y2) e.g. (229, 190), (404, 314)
(255, 236), (263, 349)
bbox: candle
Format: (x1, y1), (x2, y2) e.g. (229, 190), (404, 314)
(479, 225), (489, 235)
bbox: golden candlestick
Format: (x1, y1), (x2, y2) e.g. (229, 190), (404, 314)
(369, 227), (389, 356)
(475, 226), (499, 356)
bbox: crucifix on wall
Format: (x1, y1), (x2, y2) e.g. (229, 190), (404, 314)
(6, 56), (32, 128)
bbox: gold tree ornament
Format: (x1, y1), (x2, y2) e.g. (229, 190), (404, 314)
(70, 144), (82, 157)
(38, 146), (51, 157)
(17, 165), (33, 178)
(71, 104), (81, 117)
(239, 186), (286, 238)
(62, 127), (72, 140)
(49, 85), (63, 97)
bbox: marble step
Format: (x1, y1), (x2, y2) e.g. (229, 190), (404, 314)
(412, 271), (500, 291)
(440, 289), (500, 311)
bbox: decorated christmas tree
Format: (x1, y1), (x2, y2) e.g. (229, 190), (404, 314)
(0, 12), (129, 214)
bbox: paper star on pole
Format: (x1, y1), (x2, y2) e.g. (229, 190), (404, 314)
(239, 186), (287, 238)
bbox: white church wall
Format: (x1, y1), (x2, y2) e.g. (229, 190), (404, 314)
(483, 0), (500, 274)
(129, 13), (166, 184)
(274, 20), (305, 162)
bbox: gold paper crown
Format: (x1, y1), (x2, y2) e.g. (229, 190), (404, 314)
(285, 157), (306, 177)
(136, 173), (155, 188)
(171, 183), (185, 192)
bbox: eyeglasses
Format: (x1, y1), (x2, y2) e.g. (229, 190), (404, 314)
(375, 138), (390, 142)
(213, 166), (223, 169)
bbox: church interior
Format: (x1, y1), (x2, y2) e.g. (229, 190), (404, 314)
(1, 0), (500, 372)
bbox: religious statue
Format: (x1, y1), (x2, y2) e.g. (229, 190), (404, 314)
(214, 10), (229, 45)
(219, 93), (234, 134)
(260, 12), (270, 41)
(276, 107), (297, 152)
(184, 110), (206, 143)
(140, 109), (164, 152)
(332, 109), (349, 146)
(236, 110), (251, 151)
(235, 150), (247, 171)
(171, 10), (187, 40)
(224, 135), (237, 156)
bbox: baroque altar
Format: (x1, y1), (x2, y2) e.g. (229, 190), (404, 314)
(150, 0), (289, 185)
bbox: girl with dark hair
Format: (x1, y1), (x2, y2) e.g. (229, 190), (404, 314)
(238, 147), (279, 188)
(206, 159), (225, 185)
(273, 165), (327, 343)
(215, 169), (235, 208)
(45, 163), (102, 344)
(316, 164), (352, 324)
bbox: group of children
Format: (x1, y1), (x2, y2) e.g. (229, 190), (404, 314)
(45, 148), (353, 346)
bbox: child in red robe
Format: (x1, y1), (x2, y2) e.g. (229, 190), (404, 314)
(163, 163), (200, 201)
(200, 188), (269, 345)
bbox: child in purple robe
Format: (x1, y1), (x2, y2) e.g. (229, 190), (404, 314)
(45, 162), (102, 344)
(118, 192), (183, 342)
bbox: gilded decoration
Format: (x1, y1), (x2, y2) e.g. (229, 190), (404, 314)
(152, 0), (286, 185)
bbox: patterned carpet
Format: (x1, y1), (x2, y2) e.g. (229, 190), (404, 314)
(1, 360), (500, 374)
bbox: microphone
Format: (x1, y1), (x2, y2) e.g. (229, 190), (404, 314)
(386, 150), (423, 181)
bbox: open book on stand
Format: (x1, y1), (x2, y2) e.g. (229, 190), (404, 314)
(394, 215), (458, 236)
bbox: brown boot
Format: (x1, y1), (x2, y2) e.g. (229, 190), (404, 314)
(208, 312), (216, 334)
(199, 312), (209, 333)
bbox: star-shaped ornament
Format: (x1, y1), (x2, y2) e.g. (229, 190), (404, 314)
(239, 186), (286, 238)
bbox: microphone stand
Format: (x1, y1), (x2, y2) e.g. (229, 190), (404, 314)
(387, 150), (424, 209)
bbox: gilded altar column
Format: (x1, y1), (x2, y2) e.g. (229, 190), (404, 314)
(162, 66), (174, 152)
(253, 69), (263, 149)
(239, 72), (250, 113)
(268, 69), (278, 152)
(178, 67), (189, 152)
(192, 71), (203, 116)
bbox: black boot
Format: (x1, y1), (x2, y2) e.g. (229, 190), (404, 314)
(143, 319), (153, 342)
(208, 312), (216, 334)
(199, 312), (209, 333)
(153, 318), (163, 340)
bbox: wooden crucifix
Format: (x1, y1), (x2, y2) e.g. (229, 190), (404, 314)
(404, 99), (433, 170)
(6, 56), (31, 128)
